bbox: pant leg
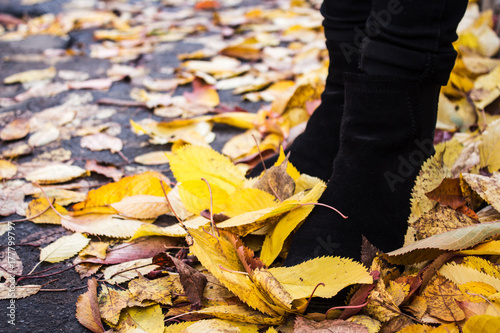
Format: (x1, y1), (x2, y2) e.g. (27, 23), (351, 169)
(321, 0), (372, 42)
(360, 0), (469, 85)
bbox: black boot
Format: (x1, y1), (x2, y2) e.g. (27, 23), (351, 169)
(248, 41), (361, 181)
(284, 73), (440, 266)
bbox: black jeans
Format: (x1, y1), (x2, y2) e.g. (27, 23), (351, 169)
(321, 0), (469, 85)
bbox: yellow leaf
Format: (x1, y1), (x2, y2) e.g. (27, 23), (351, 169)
(224, 188), (277, 217)
(115, 305), (164, 333)
(274, 146), (300, 181)
(134, 151), (170, 165)
(364, 279), (401, 323)
(461, 173), (500, 213)
(460, 240), (500, 256)
(409, 155), (452, 225)
(4, 66), (56, 84)
(189, 228), (281, 316)
(110, 195), (170, 219)
(98, 287), (154, 326)
(459, 281), (497, 302)
(260, 181), (325, 265)
(267, 256), (372, 300)
(73, 171), (170, 211)
(412, 205), (477, 240)
(251, 269), (293, 311)
(440, 263), (500, 291)
(421, 274), (467, 322)
(129, 216), (209, 240)
(434, 138), (465, 171)
(196, 304), (284, 325)
(25, 164), (89, 184)
(26, 197), (68, 224)
(211, 112), (258, 130)
(479, 119), (500, 172)
(40, 233), (90, 263)
(347, 315), (381, 333)
(165, 319), (260, 333)
(129, 275), (182, 305)
(462, 256), (500, 279)
(218, 182), (325, 236)
(398, 324), (433, 333)
(463, 314), (500, 333)
(102, 258), (157, 285)
(33, 188), (86, 206)
(0, 160), (17, 180)
(179, 179), (229, 215)
(168, 145), (245, 194)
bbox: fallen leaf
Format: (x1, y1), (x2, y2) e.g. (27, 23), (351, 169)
(73, 171), (170, 211)
(421, 274), (467, 322)
(102, 258), (158, 285)
(25, 164), (88, 184)
(134, 151), (170, 165)
(479, 119), (500, 172)
(26, 197), (68, 224)
(0, 118), (30, 141)
(294, 316), (369, 333)
(0, 283), (41, 300)
(40, 233), (90, 263)
(0, 160), (17, 180)
(4, 66), (56, 84)
(98, 286), (155, 325)
(166, 254), (207, 310)
(114, 304), (164, 333)
(128, 275), (182, 305)
(81, 133), (123, 153)
(463, 314), (500, 332)
(461, 173), (500, 213)
(413, 205), (477, 240)
(62, 214), (148, 239)
(28, 125), (60, 147)
(75, 278), (105, 333)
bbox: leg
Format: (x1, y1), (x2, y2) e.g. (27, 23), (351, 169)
(285, 0), (469, 266)
(249, 0), (371, 181)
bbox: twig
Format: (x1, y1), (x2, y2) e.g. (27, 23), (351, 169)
(252, 134), (267, 174)
(201, 178), (219, 236)
(299, 202), (348, 219)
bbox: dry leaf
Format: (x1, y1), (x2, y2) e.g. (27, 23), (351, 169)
(85, 160), (123, 182)
(28, 125), (60, 147)
(134, 151), (170, 165)
(294, 316), (369, 333)
(40, 233), (90, 263)
(81, 133), (123, 153)
(421, 274), (467, 322)
(0, 118), (30, 141)
(0, 160), (17, 180)
(76, 278), (105, 333)
(25, 164), (88, 184)
(4, 66), (56, 84)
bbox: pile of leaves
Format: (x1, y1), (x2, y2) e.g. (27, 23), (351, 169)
(1, 0), (500, 332)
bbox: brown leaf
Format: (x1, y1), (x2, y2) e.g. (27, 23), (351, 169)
(0, 118), (30, 141)
(421, 274), (466, 322)
(361, 236), (381, 268)
(294, 316), (369, 333)
(413, 205), (477, 240)
(98, 285), (155, 325)
(128, 275), (183, 305)
(167, 254), (208, 310)
(83, 237), (178, 265)
(426, 178), (467, 209)
(254, 156), (295, 200)
(76, 278), (105, 333)
(85, 160), (123, 182)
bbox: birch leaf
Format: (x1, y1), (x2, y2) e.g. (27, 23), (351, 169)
(25, 164), (88, 184)
(73, 171), (170, 211)
(480, 119), (500, 172)
(75, 278), (105, 333)
(440, 263), (500, 291)
(115, 305), (164, 333)
(461, 173), (500, 213)
(110, 195), (170, 219)
(189, 228), (281, 316)
(268, 256), (373, 300)
(40, 233), (90, 263)
(61, 214), (148, 239)
(260, 181), (325, 265)
(168, 145), (245, 194)
(4, 66), (56, 84)
(385, 221), (500, 264)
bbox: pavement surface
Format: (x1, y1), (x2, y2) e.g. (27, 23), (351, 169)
(0, 0), (284, 331)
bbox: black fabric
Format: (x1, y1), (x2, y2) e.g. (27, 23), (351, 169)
(321, 0), (469, 84)
(284, 74), (441, 266)
(248, 41), (361, 181)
